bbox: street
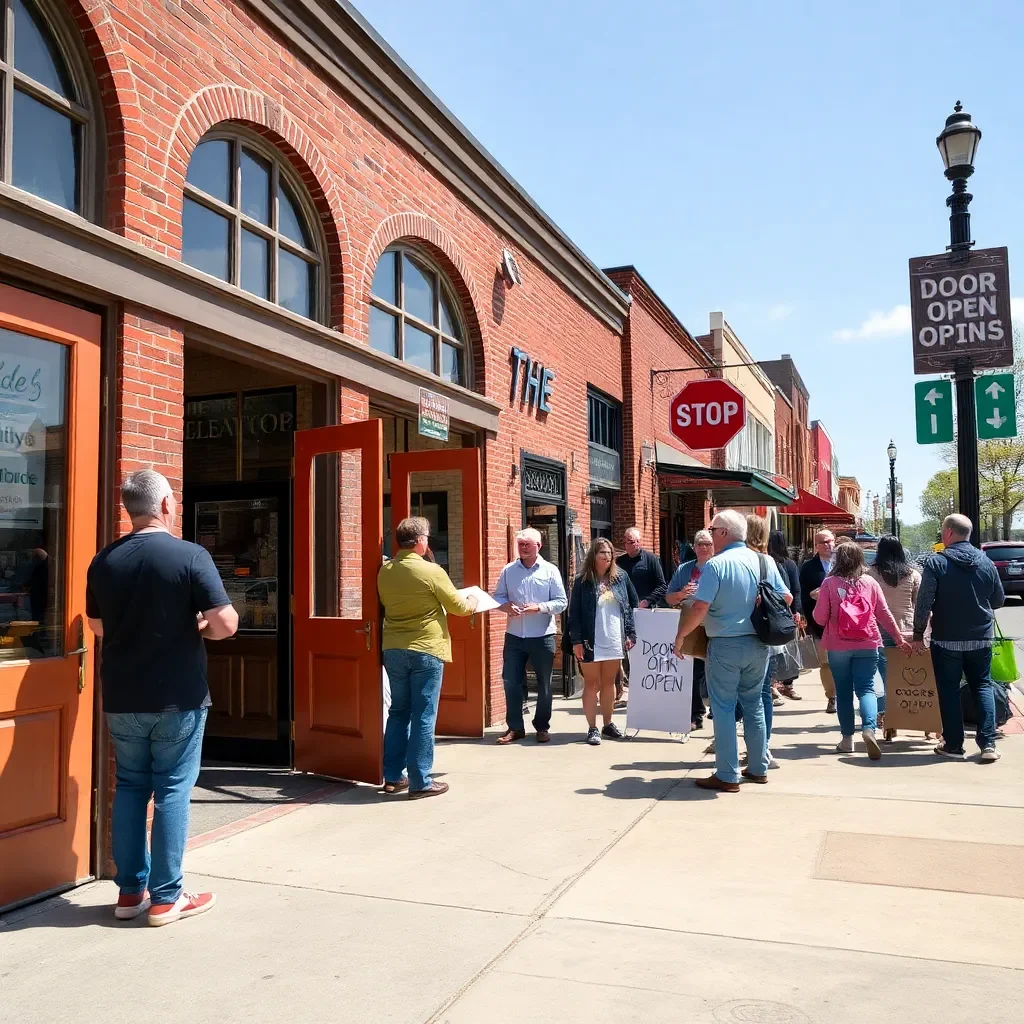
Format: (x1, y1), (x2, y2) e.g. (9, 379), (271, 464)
(3, 669), (1023, 1024)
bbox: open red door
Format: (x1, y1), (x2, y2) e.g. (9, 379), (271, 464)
(293, 420), (383, 782)
(390, 448), (485, 737)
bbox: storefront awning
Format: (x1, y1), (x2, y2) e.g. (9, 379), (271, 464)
(778, 487), (856, 524)
(657, 457), (797, 507)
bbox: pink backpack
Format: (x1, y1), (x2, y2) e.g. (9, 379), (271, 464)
(836, 578), (874, 642)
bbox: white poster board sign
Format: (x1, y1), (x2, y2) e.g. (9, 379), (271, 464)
(626, 609), (693, 735)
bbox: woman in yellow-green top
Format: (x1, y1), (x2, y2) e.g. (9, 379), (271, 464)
(376, 516), (477, 799)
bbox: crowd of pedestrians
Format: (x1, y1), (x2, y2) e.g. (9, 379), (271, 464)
(91, 462), (1009, 927)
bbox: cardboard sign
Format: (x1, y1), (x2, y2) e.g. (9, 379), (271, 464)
(678, 623), (708, 660)
(626, 609), (694, 735)
(883, 648), (942, 733)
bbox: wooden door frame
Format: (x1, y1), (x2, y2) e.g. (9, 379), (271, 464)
(0, 281), (102, 908)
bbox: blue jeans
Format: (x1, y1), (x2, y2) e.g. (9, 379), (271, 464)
(931, 645), (996, 752)
(827, 649), (879, 736)
(875, 634), (898, 717)
(383, 648), (445, 791)
(106, 708), (208, 905)
(706, 635), (770, 782)
(735, 663), (773, 742)
(502, 633), (556, 733)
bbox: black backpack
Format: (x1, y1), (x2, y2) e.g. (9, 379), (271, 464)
(750, 553), (797, 646)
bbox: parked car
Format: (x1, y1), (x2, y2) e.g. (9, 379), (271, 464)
(981, 542), (1024, 596)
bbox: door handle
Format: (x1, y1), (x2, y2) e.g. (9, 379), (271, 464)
(69, 620), (88, 693)
(354, 620), (374, 650)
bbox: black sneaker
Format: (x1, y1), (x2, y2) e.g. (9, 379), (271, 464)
(826, 697), (837, 715)
(586, 726), (601, 746)
(602, 722), (623, 740)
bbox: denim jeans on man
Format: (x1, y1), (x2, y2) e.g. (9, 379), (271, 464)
(735, 663), (773, 744)
(383, 648), (446, 792)
(106, 707), (207, 905)
(502, 633), (555, 733)
(706, 635), (769, 782)
(827, 649), (879, 736)
(931, 645), (997, 753)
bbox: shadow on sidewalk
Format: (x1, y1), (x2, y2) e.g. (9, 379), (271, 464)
(0, 893), (128, 933)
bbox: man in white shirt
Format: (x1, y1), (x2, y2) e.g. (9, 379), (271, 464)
(492, 528), (568, 744)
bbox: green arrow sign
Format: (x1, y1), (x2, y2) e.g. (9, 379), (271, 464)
(915, 379), (953, 444)
(976, 373), (1017, 440)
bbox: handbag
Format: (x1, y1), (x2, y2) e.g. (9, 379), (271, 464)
(796, 628), (817, 674)
(991, 619), (1019, 683)
(771, 637), (803, 680)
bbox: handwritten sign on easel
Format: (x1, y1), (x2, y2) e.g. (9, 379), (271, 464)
(883, 648), (942, 733)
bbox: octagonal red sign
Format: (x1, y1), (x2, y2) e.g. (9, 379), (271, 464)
(670, 378), (746, 451)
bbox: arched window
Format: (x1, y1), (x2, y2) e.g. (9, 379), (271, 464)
(369, 246), (468, 387)
(182, 133), (323, 321)
(0, 0), (94, 215)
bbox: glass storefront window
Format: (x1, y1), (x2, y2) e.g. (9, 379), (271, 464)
(0, 327), (68, 661)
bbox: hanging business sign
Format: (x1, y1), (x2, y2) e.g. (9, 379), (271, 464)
(417, 388), (450, 441)
(909, 246), (1013, 374)
(0, 354), (49, 530)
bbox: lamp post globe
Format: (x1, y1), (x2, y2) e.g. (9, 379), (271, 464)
(887, 441), (898, 537)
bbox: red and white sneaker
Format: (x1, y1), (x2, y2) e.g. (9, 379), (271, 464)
(147, 891), (217, 927)
(114, 890), (151, 920)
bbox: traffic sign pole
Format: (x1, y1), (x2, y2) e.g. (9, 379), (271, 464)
(975, 372), (1017, 439)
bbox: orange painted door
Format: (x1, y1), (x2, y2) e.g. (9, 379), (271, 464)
(0, 284), (100, 909)
(390, 448), (485, 737)
(293, 420), (383, 783)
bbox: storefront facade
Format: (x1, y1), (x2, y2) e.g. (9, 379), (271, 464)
(0, 0), (631, 909)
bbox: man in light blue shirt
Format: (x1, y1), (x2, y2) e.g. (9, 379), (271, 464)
(674, 510), (790, 791)
(492, 528), (568, 744)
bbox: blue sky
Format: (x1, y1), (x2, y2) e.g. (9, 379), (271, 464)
(350, 0), (1024, 520)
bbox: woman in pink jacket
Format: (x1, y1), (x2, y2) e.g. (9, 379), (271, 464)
(814, 542), (910, 759)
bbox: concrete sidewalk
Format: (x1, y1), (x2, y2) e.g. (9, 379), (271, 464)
(4, 672), (1024, 1023)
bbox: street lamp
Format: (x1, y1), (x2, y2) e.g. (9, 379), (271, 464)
(887, 441), (898, 536)
(937, 102), (983, 545)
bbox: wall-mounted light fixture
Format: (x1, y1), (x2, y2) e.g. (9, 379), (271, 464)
(501, 248), (523, 286)
(640, 441), (656, 469)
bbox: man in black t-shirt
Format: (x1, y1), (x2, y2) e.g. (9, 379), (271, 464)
(87, 469), (238, 927)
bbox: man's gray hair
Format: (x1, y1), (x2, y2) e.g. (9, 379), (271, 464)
(624, 527), (641, 542)
(121, 469), (173, 519)
(943, 513), (972, 539)
(396, 516), (431, 548)
(711, 509), (747, 542)
(693, 529), (713, 546)
(516, 527), (542, 546)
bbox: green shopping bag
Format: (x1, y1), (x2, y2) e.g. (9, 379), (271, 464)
(991, 620), (1019, 683)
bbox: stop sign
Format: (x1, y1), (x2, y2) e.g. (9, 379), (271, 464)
(670, 378), (746, 451)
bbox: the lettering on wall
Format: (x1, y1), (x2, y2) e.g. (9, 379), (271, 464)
(0, 350), (52, 530)
(510, 347), (555, 414)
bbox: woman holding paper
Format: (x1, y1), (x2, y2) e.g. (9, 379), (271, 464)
(567, 538), (639, 746)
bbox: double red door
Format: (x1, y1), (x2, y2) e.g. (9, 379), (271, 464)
(292, 423), (485, 785)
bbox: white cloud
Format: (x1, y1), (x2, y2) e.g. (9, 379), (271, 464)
(833, 305), (911, 342)
(1012, 295), (1024, 325)
(766, 303), (794, 322)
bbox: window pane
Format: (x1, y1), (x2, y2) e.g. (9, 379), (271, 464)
(279, 249), (314, 319)
(369, 306), (397, 358)
(439, 292), (461, 340)
(0, 327), (68, 661)
(12, 90), (79, 212)
(182, 198), (231, 281)
(184, 394), (238, 484)
(241, 229), (270, 299)
(404, 323), (434, 373)
(240, 148), (271, 225)
(402, 255), (435, 325)
(441, 342), (462, 385)
(13, 0), (74, 99)
(278, 182), (312, 248)
(371, 251), (397, 306)
(186, 139), (232, 205)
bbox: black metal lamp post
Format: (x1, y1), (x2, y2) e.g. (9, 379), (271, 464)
(937, 102), (983, 546)
(887, 441), (898, 536)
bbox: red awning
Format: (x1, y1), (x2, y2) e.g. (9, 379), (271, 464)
(779, 488), (855, 524)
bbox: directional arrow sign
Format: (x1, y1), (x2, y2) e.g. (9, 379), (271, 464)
(914, 379), (953, 444)
(975, 373), (1017, 440)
